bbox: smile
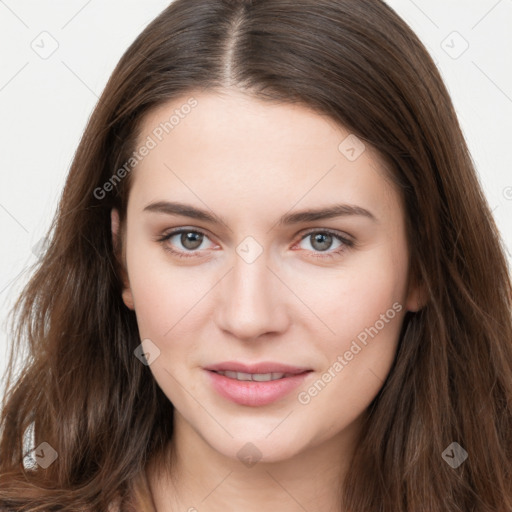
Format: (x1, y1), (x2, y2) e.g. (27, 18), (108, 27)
(205, 368), (312, 406)
(212, 371), (292, 381)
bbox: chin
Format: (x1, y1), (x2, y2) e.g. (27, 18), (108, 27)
(205, 429), (312, 466)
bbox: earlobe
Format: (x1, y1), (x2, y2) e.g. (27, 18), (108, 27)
(111, 208), (135, 311)
(122, 288), (135, 310)
(405, 278), (427, 312)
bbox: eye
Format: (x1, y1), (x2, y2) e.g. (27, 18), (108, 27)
(157, 228), (216, 259)
(157, 227), (354, 260)
(295, 229), (354, 259)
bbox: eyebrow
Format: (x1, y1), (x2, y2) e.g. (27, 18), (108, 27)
(143, 200), (376, 226)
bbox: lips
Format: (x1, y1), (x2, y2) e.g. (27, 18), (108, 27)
(203, 361), (312, 406)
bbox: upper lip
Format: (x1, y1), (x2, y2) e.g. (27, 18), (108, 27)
(204, 361), (312, 375)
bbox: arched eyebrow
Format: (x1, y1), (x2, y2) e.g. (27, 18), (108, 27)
(278, 204), (376, 225)
(143, 201), (377, 226)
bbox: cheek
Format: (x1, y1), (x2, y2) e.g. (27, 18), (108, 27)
(301, 246), (409, 343)
(299, 247), (408, 417)
(297, 302), (403, 441)
(124, 237), (207, 341)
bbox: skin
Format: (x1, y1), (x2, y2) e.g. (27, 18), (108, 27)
(111, 89), (422, 511)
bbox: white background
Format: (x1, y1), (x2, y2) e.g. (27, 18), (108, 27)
(1, 0), (511, 398)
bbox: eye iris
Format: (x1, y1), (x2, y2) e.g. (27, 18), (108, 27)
(311, 233), (332, 251)
(181, 232), (203, 250)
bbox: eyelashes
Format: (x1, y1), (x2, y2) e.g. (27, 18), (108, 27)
(157, 228), (214, 259)
(156, 227), (355, 260)
(298, 230), (354, 259)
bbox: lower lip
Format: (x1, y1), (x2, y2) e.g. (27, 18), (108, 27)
(205, 370), (311, 406)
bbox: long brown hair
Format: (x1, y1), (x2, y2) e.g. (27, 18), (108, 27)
(1, 0), (511, 510)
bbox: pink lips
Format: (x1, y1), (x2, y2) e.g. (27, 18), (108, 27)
(203, 361), (312, 407)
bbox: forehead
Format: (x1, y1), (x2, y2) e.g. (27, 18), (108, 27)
(128, 89), (400, 223)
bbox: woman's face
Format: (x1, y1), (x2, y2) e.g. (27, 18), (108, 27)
(113, 89), (421, 464)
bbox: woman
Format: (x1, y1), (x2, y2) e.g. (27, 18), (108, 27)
(1, 0), (511, 510)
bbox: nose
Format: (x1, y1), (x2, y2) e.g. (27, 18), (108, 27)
(214, 251), (291, 341)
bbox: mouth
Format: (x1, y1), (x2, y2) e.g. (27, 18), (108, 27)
(210, 370), (302, 382)
(204, 361), (311, 375)
(203, 361), (313, 406)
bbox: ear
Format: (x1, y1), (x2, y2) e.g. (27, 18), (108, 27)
(404, 273), (427, 312)
(111, 208), (135, 310)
